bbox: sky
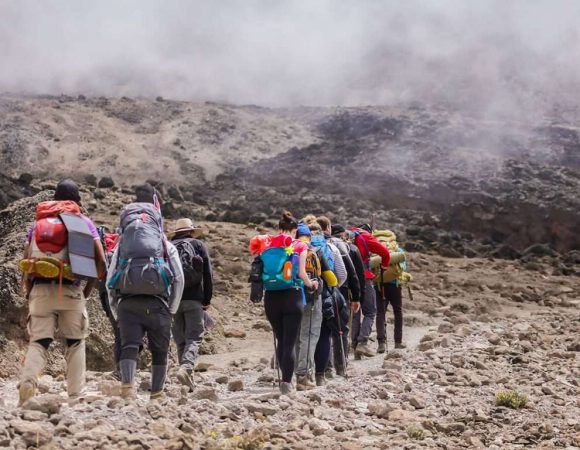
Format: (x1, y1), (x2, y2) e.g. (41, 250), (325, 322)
(1, 0), (579, 113)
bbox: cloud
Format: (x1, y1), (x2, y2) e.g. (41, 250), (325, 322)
(1, 0), (579, 112)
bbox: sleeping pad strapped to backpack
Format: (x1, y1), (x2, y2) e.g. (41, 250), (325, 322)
(108, 202), (173, 298)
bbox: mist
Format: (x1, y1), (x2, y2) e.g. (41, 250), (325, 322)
(1, 0), (580, 114)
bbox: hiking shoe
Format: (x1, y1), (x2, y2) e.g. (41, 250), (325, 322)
(377, 342), (386, 354)
(110, 370), (121, 381)
(120, 384), (136, 400)
(176, 368), (195, 392)
(335, 367), (346, 377)
(150, 391), (165, 401)
(324, 368), (334, 379)
(296, 375), (315, 391)
(18, 381), (36, 406)
(395, 343), (407, 349)
(279, 382), (294, 396)
(355, 343), (375, 358)
(315, 373), (326, 387)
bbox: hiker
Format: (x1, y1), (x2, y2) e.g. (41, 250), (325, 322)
(348, 224), (391, 359)
(317, 216), (361, 376)
(294, 223), (336, 391)
(372, 230), (411, 352)
(107, 184), (184, 401)
(258, 211), (319, 395)
(170, 218), (213, 391)
(97, 226), (122, 379)
(18, 179), (106, 405)
(302, 216), (346, 385)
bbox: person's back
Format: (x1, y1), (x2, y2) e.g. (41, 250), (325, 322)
(170, 218), (213, 391)
(18, 179), (105, 405)
(106, 184), (184, 400)
(251, 212), (319, 395)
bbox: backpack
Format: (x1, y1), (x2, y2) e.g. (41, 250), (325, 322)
(108, 202), (173, 298)
(173, 238), (203, 288)
(310, 235), (335, 272)
(20, 200), (81, 280)
(370, 229), (411, 285)
(304, 246), (323, 302)
(261, 245), (299, 291)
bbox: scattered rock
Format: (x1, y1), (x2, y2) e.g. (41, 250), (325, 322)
(227, 379), (244, 392)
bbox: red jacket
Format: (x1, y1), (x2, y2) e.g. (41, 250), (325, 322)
(351, 229), (390, 279)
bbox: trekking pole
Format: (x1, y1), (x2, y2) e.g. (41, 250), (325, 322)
(334, 293), (348, 379)
(272, 332), (281, 389)
(406, 284), (414, 303)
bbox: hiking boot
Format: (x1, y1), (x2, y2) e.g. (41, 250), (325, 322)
(150, 391), (165, 401)
(176, 368), (195, 392)
(296, 375), (315, 391)
(335, 366), (346, 377)
(120, 384), (136, 400)
(279, 382), (294, 396)
(18, 381), (36, 406)
(377, 342), (386, 354)
(315, 373), (326, 387)
(355, 343), (375, 358)
(395, 343), (407, 349)
(324, 368), (334, 379)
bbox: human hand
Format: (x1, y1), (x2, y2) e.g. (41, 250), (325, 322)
(351, 301), (361, 314)
(202, 304), (211, 311)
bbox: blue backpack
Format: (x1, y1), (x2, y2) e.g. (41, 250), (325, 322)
(310, 235), (335, 273)
(261, 246), (300, 291)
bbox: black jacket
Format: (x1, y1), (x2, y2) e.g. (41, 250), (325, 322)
(172, 237), (213, 306)
(348, 243), (366, 304)
(328, 235), (361, 303)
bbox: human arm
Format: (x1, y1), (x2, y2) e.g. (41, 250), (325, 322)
(200, 242), (213, 308)
(366, 235), (391, 267)
(106, 247), (120, 320)
(350, 245), (366, 305)
(21, 242), (32, 298)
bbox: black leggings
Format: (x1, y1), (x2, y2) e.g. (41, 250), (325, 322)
(315, 320), (332, 373)
(264, 289), (303, 383)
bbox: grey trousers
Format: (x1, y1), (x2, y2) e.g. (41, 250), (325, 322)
(351, 280), (377, 345)
(172, 301), (204, 373)
(295, 296), (322, 376)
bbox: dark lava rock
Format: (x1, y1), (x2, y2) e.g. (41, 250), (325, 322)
(98, 177), (115, 189)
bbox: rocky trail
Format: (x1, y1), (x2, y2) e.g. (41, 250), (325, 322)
(0, 239), (578, 449)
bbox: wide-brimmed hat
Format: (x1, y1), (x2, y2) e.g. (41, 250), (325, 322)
(170, 218), (203, 238)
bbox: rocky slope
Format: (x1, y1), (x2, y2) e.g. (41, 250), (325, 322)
(0, 236), (578, 449)
(2, 95), (580, 263)
(0, 188), (578, 450)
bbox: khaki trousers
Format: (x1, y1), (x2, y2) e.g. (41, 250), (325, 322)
(20, 283), (88, 396)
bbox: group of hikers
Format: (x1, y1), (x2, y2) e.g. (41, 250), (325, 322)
(16, 179), (410, 403)
(248, 211), (410, 394)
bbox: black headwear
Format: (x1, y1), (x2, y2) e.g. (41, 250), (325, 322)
(54, 179), (81, 204)
(331, 224), (346, 236)
(135, 183), (161, 206)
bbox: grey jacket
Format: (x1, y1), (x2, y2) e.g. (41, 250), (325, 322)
(106, 240), (184, 319)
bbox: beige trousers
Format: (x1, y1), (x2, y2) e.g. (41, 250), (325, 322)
(20, 283), (88, 396)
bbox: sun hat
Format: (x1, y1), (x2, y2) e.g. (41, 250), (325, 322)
(170, 218), (203, 238)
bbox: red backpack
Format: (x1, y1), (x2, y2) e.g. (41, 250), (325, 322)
(23, 201), (81, 279)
